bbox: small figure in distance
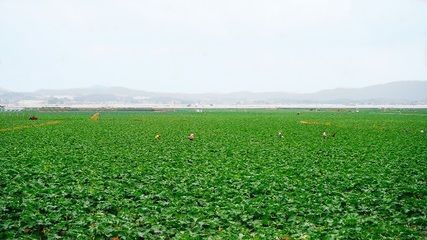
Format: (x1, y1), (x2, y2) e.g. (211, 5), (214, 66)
(155, 133), (161, 140)
(188, 133), (195, 141)
(278, 131), (284, 138)
(421, 129), (425, 133)
(29, 116), (38, 120)
(322, 131), (327, 139)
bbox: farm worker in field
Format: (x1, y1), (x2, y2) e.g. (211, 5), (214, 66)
(278, 131), (284, 138)
(155, 134), (161, 140)
(322, 131), (327, 139)
(188, 133), (195, 141)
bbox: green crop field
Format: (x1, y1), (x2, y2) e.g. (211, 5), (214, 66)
(1, 109), (426, 239)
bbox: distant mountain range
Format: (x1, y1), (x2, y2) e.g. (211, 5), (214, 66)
(1, 81), (426, 107)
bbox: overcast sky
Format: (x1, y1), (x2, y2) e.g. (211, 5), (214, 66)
(0, 0), (426, 93)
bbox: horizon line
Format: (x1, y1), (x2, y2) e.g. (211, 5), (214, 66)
(2, 80), (427, 95)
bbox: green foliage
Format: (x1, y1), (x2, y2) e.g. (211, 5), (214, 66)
(0, 110), (426, 239)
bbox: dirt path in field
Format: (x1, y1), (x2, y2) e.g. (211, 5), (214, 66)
(299, 120), (331, 126)
(0, 120), (62, 132)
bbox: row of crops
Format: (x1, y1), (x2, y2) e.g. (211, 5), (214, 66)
(1, 109), (426, 239)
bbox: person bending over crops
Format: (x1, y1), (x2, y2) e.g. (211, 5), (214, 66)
(322, 131), (327, 139)
(188, 133), (195, 141)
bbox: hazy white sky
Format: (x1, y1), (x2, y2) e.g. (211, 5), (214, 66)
(0, 0), (426, 93)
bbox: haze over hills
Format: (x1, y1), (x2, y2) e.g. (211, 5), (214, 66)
(0, 81), (426, 108)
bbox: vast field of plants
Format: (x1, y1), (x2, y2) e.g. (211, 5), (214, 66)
(1, 109), (426, 239)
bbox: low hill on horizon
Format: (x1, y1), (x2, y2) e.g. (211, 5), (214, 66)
(1, 81), (426, 106)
